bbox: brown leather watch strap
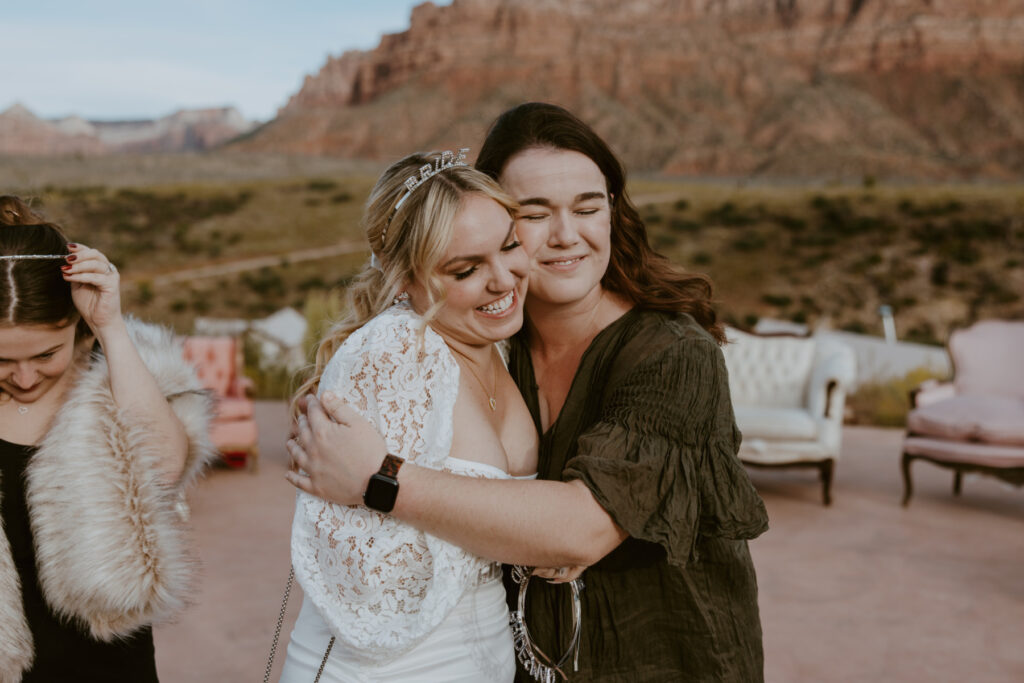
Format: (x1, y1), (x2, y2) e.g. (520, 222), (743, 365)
(379, 454), (404, 478)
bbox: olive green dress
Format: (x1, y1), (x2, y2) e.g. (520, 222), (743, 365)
(507, 309), (769, 682)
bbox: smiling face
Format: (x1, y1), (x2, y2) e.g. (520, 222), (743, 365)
(499, 147), (612, 311)
(407, 192), (529, 347)
(0, 323), (78, 404)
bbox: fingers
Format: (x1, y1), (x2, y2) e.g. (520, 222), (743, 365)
(61, 272), (115, 288)
(62, 244), (119, 285)
(295, 412), (313, 448)
(304, 394), (334, 431)
(533, 567), (558, 580)
(534, 566), (585, 584)
(320, 391), (356, 426)
(284, 469), (315, 495)
(286, 437), (310, 474)
(64, 244), (117, 273)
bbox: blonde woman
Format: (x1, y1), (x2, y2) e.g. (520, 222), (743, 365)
(288, 104), (769, 682)
(279, 152), (541, 682)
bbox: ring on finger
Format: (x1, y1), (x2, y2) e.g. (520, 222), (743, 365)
(556, 567), (568, 578)
(107, 262), (116, 274)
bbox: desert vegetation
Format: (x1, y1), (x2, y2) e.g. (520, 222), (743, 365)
(8, 156), (1023, 369)
(639, 180), (1024, 346)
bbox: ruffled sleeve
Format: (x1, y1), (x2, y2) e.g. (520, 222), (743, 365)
(290, 304), (487, 661)
(564, 335), (768, 568)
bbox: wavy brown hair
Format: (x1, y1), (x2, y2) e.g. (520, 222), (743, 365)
(476, 102), (725, 343)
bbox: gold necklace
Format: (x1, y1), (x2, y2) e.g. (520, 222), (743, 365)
(457, 348), (499, 412)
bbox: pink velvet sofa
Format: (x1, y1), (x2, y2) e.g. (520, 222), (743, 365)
(182, 336), (260, 471)
(902, 321), (1024, 505)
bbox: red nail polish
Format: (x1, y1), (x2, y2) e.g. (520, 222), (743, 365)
(67, 243), (78, 249)
(66, 254), (77, 262)
(61, 265), (71, 271)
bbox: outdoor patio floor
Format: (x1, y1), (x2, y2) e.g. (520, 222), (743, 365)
(154, 401), (1024, 682)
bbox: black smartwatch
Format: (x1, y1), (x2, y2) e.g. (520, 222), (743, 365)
(363, 454), (405, 513)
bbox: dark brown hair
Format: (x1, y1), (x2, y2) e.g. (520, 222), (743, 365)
(0, 195), (81, 333)
(476, 102), (724, 343)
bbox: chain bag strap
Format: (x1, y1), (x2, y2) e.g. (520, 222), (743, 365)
(263, 566), (336, 683)
(508, 565), (584, 683)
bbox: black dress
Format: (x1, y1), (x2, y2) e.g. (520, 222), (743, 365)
(0, 438), (159, 682)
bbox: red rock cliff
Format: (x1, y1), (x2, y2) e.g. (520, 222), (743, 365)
(237, 0), (1024, 178)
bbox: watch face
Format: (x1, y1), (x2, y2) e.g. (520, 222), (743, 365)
(364, 473), (399, 513)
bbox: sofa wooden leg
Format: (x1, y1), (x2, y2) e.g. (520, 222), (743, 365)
(901, 453), (914, 507)
(952, 470), (962, 496)
(819, 459), (834, 506)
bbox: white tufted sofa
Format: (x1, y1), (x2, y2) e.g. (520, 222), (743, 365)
(721, 327), (856, 505)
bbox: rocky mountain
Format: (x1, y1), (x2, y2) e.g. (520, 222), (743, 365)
(236, 0), (1024, 179)
(0, 104), (107, 156)
(0, 105), (257, 156)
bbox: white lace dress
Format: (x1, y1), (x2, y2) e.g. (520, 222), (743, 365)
(280, 303), (518, 682)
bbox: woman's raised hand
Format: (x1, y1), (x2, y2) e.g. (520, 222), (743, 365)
(286, 392), (389, 505)
(62, 243), (122, 337)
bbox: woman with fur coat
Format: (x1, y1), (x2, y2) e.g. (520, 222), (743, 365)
(0, 196), (215, 682)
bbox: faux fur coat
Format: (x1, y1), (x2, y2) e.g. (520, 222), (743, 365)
(0, 319), (216, 681)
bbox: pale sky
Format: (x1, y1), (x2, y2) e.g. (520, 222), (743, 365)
(4, 1), (451, 122)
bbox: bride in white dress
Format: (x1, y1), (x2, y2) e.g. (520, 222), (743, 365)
(280, 151), (540, 682)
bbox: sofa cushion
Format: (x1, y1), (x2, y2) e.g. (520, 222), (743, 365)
(904, 436), (1024, 469)
(734, 406), (819, 441)
(182, 337), (237, 397)
(907, 395), (1024, 447)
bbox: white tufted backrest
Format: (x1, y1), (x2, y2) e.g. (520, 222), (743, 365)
(722, 327), (816, 408)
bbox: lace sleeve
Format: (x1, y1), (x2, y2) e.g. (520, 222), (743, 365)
(290, 305), (488, 661)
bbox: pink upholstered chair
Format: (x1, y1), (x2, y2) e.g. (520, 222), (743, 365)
(902, 321), (1024, 505)
(182, 337), (260, 471)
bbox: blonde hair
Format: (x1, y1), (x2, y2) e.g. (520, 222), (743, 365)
(292, 152), (517, 411)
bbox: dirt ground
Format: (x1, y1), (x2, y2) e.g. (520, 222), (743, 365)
(154, 401), (1024, 682)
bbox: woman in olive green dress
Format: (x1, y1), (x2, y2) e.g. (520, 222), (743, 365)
(287, 103), (769, 682)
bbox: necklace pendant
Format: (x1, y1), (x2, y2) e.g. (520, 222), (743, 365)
(488, 397), (496, 412)
(17, 405), (28, 415)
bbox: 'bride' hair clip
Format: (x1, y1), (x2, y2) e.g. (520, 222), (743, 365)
(0, 254), (67, 261)
(380, 148), (470, 248)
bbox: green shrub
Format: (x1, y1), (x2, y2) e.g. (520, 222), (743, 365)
(847, 367), (949, 427)
(731, 231), (767, 251)
(761, 293), (792, 307)
(302, 289), (348, 360)
(241, 336), (300, 400)
(307, 179), (339, 192)
(703, 201), (757, 227)
(668, 217), (701, 233)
